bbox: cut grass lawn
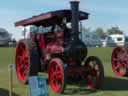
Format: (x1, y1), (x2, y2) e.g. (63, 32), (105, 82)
(0, 47), (128, 96)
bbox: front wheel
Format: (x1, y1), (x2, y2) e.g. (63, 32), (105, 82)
(84, 56), (104, 89)
(48, 58), (66, 94)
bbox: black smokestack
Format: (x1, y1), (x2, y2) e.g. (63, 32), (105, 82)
(70, 0), (80, 38)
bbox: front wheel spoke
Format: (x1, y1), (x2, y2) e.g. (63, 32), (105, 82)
(51, 67), (55, 73)
(24, 65), (28, 71)
(51, 72), (56, 79)
(24, 53), (29, 59)
(24, 60), (28, 65)
(18, 64), (24, 71)
(55, 65), (59, 71)
(24, 56), (28, 59)
(56, 73), (62, 80)
(55, 79), (61, 88)
(56, 83), (61, 90)
(53, 79), (57, 86)
(18, 55), (23, 60)
(54, 71), (61, 77)
(23, 69), (27, 77)
(56, 71), (61, 75)
(51, 75), (55, 83)
(17, 56), (23, 65)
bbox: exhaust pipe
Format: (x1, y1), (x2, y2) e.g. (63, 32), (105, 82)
(70, 0), (80, 39)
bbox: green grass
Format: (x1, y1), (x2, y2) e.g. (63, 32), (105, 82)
(0, 47), (128, 96)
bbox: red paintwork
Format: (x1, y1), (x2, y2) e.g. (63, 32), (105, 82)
(36, 32), (64, 62)
(56, 32), (63, 44)
(47, 42), (63, 53)
(38, 34), (45, 49)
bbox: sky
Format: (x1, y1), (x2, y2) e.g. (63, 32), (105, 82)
(0, 0), (128, 40)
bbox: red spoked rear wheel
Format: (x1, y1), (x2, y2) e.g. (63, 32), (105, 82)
(16, 41), (29, 84)
(48, 58), (66, 93)
(16, 39), (39, 84)
(84, 56), (104, 89)
(112, 47), (128, 77)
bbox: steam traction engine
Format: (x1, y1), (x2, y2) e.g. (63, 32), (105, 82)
(15, 0), (104, 93)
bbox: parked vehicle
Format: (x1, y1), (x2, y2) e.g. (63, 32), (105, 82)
(106, 34), (126, 47)
(0, 31), (12, 46)
(81, 32), (102, 47)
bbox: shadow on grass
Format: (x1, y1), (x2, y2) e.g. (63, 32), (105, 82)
(0, 88), (19, 96)
(63, 76), (128, 95)
(103, 77), (128, 91)
(64, 88), (97, 95)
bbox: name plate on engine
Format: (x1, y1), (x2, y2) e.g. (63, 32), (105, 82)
(28, 76), (48, 96)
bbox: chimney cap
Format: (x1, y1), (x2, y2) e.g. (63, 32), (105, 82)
(69, 0), (80, 2)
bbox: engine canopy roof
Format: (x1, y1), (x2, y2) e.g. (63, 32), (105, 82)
(15, 9), (89, 27)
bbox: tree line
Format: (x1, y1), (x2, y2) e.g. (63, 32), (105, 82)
(82, 26), (124, 39)
(0, 26), (124, 40)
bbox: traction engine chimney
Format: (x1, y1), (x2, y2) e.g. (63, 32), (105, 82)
(70, 0), (80, 39)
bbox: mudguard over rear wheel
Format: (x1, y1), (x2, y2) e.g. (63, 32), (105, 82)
(15, 39), (40, 84)
(84, 56), (104, 89)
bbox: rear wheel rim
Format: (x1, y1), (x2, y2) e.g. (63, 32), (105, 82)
(112, 47), (128, 76)
(48, 59), (64, 93)
(16, 42), (29, 83)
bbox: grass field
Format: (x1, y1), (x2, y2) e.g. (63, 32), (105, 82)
(0, 47), (128, 96)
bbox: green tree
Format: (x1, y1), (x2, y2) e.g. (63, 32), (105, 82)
(95, 27), (106, 39)
(0, 28), (8, 33)
(107, 27), (124, 35)
(0, 28), (12, 37)
(81, 27), (91, 32)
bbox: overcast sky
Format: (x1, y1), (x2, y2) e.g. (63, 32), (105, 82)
(0, 0), (128, 40)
